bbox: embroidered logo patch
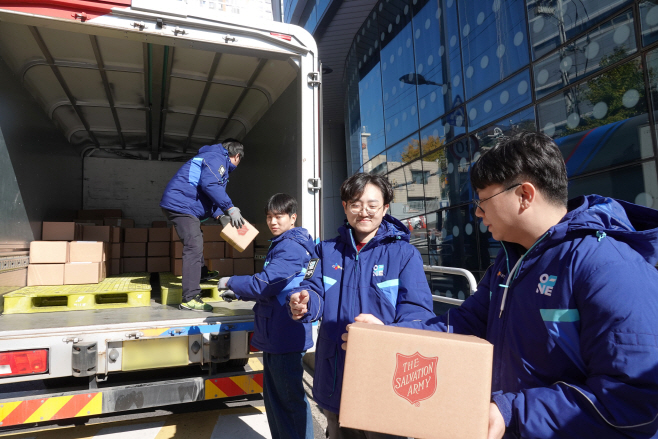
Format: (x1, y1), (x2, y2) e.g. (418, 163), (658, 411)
(304, 258), (320, 279)
(219, 165), (226, 176)
(373, 264), (384, 276)
(332, 263), (343, 270)
(536, 273), (557, 296)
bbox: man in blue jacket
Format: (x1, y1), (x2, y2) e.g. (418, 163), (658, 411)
(218, 193), (315, 439)
(288, 173), (435, 439)
(160, 139), (245, 312)
(350, 131), (658, 439)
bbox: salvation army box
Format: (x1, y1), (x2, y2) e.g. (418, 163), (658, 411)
(220, 219), (259, 253)
(339, 323), (493, 439)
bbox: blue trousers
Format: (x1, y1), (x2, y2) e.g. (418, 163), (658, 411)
(262, 352), (313, 439)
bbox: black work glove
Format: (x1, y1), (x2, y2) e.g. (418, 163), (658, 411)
(221, 290), (237, 302)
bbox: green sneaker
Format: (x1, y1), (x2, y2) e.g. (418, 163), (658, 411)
(200, 269), (220, 282)
(180, 295), (213, 312)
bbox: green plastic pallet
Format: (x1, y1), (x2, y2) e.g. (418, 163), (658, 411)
(159, 272), (223, 305)
(3, 273), (152, 314)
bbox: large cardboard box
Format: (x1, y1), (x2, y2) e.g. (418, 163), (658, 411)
(109, 258), (121, 276)
(42, 222), (76, 241)
(124, 228), (148, 243)
(147, 257), (170, 273)
(82, 225), (111, 242)
(254, 259), (265, 273)
(103, 217), (135, 228)
(203, 242), (225, 259)
(171, 241), (183, 259)
(171, 258), (182, 276)
(207, 258), (233, 275)
(64, 262), (103, 285)
(171, 227), (181, 242)
(78, 209), (122, 220)
(27, 264), (65, 286)
(233, 258), (255, 275)
(220, 220), (259, 253)
(227, 242), (254, 259)
(122, 257), (146, 273)
(123, 243), (147, 258)
(110, 226), (122, 243)
(340, 323), (493, 439)
(69, 241), (105, 263)
(30, 241), (69, 264)
(148, 242), (170, 257)
(201, 225), (224, 242)
(152, 220), (168, 228)
(111, 243), (122, 259)
(148, 227), (171, 242)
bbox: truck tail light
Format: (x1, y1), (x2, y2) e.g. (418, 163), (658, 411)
(270, 32), (291, 41)
(248, 332), (260, 352)
(0, 350), (48, 377)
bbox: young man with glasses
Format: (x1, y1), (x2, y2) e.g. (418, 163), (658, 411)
(287, 173), (435, 439)
(349, 131), (658, 439)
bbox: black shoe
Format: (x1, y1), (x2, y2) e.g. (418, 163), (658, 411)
(200, 269), (220, 282)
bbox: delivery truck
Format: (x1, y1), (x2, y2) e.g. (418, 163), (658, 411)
(0, 0), (321, 430)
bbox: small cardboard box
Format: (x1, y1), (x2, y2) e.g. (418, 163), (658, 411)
(64, 262), (103, 285)
(30, 241), (69, 264)
(104, 217), (135, 228)
(111, 243), (122, 259)
(171, 258), (182, 276)
(220, 220), (259, 253)
(339, 323), (493, 439)
(123, 243), (147, 258)
(148, 227), (171, 242)
(148, 242), (170, 257)
(124, 228), (148, 243)
(42, 222), (76, 241)
(109, 259), (121, 276)
(207, 258), (233, 276)
(122, 257), (146, 273)
(203, 242), (225, 259)
(152, 220), (168, 228)
(27, 264), (65, 286)
(171, 227), (181, 242)
(233, 258), (255, 275)
(82, 225), (111, 242)
(110, 226), (123, 243)
(171, 241), (183, 259)
(147, 257), (170, 273)
(201, 225), (224, 242)
(227, 242), (254, 259)
(69, 241), (105, 263)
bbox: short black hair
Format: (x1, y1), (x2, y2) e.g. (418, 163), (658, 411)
(223, 138), (244, 159)
(340, 173), (394, 205)
(470, 131), (568, 207)
(265, 193), (297, 216)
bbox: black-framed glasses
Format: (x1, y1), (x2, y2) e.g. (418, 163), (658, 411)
(473, 183), (521, 214)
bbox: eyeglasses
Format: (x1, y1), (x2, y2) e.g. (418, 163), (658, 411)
(473, 183), (521, 214)
(348, 203), (384, 215)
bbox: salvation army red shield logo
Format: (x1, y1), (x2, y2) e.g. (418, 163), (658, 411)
(237, 225), (248, 236)
(392, 352), (438, 406)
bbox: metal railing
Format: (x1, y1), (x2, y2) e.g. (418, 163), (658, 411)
(423, 265), (477, 306)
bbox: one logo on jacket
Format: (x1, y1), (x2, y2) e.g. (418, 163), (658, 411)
(373, 264), (384, 276)
(332, 263), (343, 270)
(497, 271), (506, 279)
(393, 352), (438, 406)
(536, 274), (557, 296)
(219, 165), (226, 176)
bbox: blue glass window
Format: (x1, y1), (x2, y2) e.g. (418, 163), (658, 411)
(419, 107), (466, 156)
(412, 0), (464, 127)
(640, 0), (658, 46)
(388, 160), (426, 220)
(386, 132), (420, 172)
(364, 152), (388, 175)
(471, 106), (537, 154)
(534, 12), (637, 100)
(428, 206), (479, 271)
(466, 69), (532, 131)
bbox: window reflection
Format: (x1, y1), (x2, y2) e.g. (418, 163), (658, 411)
(357, 22), (386, 159)
(364, 152), (388, 175)
(387, 133), (421, 172)
(388, 160), (426, 220)
(419, 107), (466, 154)
(640, 0), (658, 46)
(424, 206), (478, 271)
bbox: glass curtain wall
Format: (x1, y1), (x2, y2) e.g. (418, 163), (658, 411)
(344, 0), (658, 305)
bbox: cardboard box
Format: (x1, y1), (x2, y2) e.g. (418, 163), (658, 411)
(227, 242), (254, 259)
(122, 257), (146, 273)
(110, 226), (123, 243)
(29, 241), (69, 264)
(82, 226), (111, 242)
(109, 259), (121, 276)
(64, 262), (103, 285)
(221, 220), (259, 254)
(69, 241), (105, 263)
(201, 225), (224, 242)
(78, 209), (122, 220)
(148, 242), (170, 257)
(111, 243), (122, 259)
(42, 222), (76, 241)
(171, 258), (182, 276)
(171, 227), (181, 242)
(123, 243), (147, 258)
(171, 241), (183, 259)
(147, 257), (170, 273)
(103, 217), (135, 228)
(233, 258), (254, 275)
(27, 264), (64, 286)
(207, 258), (233, 275)
(255, 259), (265, 272)
(339, 323), (493, 439)
(124, 228), (148, 243)
(152, 220), (168, 228)
(148, 227), (171, 242)
(203, 242), (225, 259)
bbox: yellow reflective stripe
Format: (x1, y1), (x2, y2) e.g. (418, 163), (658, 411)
(76, 393), (102, 417)
(250, 375), (263, 393)
(141, 328), (170, 337)
(205, 380), (228, 400)
(0, 401), (22, 423)
(24, 396), (72, 423)
(230, 375), (263, 394)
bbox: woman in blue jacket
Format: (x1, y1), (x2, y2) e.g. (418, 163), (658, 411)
(220, 193), (315, 439)
(353, 131), (658, 439)
(288, 173), (435, 439)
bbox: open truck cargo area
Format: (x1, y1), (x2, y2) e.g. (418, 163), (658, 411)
(0, 1), (320, 430)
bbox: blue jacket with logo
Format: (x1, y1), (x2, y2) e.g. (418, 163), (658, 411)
(160, 144), (236, 220)
(228, 227), (315, 354)
(399, 195), (658, 438)
(287, 214), (435, 413)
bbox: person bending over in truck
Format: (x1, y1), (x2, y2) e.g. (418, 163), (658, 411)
(216, 193), (315, 439)
(347, 131), (658, 439)
(287, 173), (435, 439)
(160, 139), (245, 312)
